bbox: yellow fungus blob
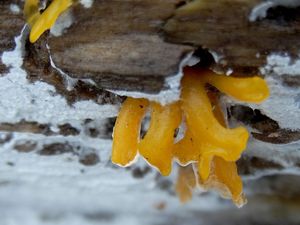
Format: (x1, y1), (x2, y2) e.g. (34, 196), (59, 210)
(173, 129), (240, 181)
(173, 129), (200, 165)
(175, 165), (197, 203)
(112, 98), (149, 166)
(139, 102), (182, 176)
(24, 0), (73, 43)
(199, 157), (246, 207)
(111, 66), (269, 206)
(175, 95), (246, 206)
(181, 70), (250, 154)
(185, 68), (270, 103)
(24, 0), (40, 26)
(198, 154), (213, 181)
(198, 88), (246, 206)
(112, 99), (181, 175)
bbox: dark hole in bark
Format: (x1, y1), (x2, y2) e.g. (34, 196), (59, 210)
(132, 166), (152, 179)
(266, 6), (300, 24)
(59, 123), (80, 136)
(175, 1), (188, 9)
(192, 48), (215, 68)
(39, 143), (74, 156)
(79, 153), (100, 166)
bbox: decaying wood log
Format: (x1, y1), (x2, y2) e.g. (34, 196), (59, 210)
(0, 2), (300, 223)
(0, 0), (299, 167)
(21, 0), (300, 96)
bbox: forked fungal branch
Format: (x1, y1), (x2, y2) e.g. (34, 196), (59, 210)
(112, 67), (269, 206)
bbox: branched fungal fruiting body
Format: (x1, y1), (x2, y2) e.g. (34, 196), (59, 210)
(22, 0), (270, 206)
(113, 67), (269, 205)
(201, 156), (245, 207)
(24, 0), (73, 43)
(198, 91), (245, 206)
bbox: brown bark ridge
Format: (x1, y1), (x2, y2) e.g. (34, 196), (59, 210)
(48, 0), (194, 93)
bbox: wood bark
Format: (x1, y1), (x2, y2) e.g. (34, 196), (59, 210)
(0, 0), (299, 195)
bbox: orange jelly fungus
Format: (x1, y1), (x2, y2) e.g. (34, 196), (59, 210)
(175, 165), (197, 203)
(201, 92), (245, 206)
(112, 66), (269, 205)
(22, 0), (270, 207)
(24, 0), (73, 43)
(175, 92), (246, 207)
(200, 157), (246, 207)
(139, 102), (182, 176)
(112, 98), (149, 166)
